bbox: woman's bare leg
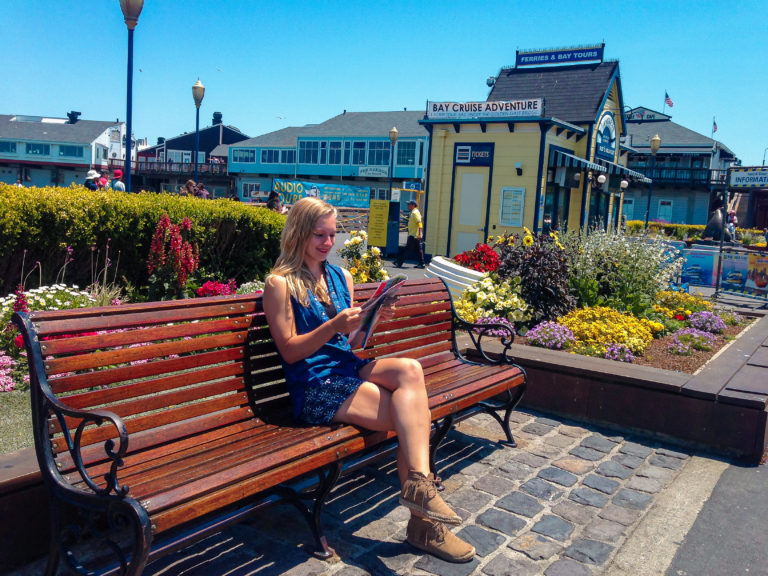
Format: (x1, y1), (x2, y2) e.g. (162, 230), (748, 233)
(333, 357), (431, 485)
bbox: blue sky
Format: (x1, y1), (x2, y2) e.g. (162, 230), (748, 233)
(3, 1), (767, 165)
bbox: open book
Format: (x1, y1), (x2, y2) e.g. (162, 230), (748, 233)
(349, 274), (408, 348)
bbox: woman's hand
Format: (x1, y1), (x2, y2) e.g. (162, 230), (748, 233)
(333, 307), (362, 335)
(378, 302), (396, 321)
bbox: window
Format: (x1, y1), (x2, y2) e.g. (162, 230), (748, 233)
(26, 143), (50, 156)
(397, 141), (416, 166)
(657, 199), (673, 223)
(167, 150), (183, 163)
(328, 141), (342, 165)
(622, 198), (634, 220)
(232, 149), (256, 163)
(280, 149), (296, 164)
(344, 141), (351, 164)
(499, 187), (525, 227)
(242, 182), (260, 199)
(298, 141), (319, 164)
(0, 141), (17, 154)
(352, 141), (366, 165)
(418, 141), (424, 166)
(320, 141), (327, 164)
(261, 149), (280, 163)
(59, 145), (84, 158)
(368, 141), (390, 166)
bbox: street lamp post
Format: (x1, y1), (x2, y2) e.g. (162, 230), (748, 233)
(192, 79), (205, 185)
(388, 126), (398, 198)
(762, 146), (768, 166)
(119, 0), (144, 193)
(644, 134), (662, 229)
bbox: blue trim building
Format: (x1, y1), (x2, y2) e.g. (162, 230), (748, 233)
(222, 111), (429, 203)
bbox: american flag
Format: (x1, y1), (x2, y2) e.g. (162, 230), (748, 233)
(713, 118), (718, 133)
(664, 92), (674, 108)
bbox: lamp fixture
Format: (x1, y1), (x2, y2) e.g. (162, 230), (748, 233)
(192, 78), (205, 108)
(515, 161), (523, 176)
(620, 179), (629, 190)
(574, 171), (581, 182)
(597, 174), (607, 185)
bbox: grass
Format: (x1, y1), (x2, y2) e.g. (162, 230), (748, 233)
(0, 390), (33, 454)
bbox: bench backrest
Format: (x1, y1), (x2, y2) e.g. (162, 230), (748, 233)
(14, 277), (455, 473)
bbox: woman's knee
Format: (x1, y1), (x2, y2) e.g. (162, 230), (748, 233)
(399, 358), (424, 386)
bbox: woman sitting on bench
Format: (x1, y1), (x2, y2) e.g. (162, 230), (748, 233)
(263, 197), (475, 563)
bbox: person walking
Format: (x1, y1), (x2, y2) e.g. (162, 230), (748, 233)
(396, 200), (425, 268)
(84, 170), (100, 191)
(111, 169), (126, 192)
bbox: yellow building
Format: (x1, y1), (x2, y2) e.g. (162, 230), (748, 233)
(420, 46), (650, 257)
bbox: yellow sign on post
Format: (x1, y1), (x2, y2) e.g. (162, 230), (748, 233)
(368, 199), (390, 247)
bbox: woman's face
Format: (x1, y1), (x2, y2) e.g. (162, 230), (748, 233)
(304, 213), (336, 266)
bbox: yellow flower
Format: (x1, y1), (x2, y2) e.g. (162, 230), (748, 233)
(523, 235), (534, 247)
(349, 267), (358, 275)
(359, 272), (369, 282)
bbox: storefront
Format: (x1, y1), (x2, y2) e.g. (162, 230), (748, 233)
(420, 45), (650, 258)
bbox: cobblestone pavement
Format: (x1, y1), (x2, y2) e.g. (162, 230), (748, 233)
(113, 408), (690, 576)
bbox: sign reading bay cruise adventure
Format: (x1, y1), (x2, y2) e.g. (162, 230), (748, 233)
(427, 99), (544, 120)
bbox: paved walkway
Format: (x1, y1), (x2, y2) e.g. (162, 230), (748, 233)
(14, 407), (759, 576)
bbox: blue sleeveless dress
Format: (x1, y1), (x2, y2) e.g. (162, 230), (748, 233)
(281, 263), (370, 423)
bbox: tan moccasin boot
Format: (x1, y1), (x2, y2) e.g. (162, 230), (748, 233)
(399, 471), (461, 525)
(406, 515), (475, 563)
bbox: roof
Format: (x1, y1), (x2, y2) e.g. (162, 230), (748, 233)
(234, 111), (429, 148)
(487, 61), (619, 123)
(626, 118), (736, 158)
(0, 114), (119, 144)
(142, 123), (247, 153)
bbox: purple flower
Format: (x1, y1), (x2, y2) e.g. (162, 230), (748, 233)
(526, 321), (575, 350)
(687, 311), (725, 334)
(474, 316), (515, 338)
(604, 343), (635, 363)
(668, 327), (716, 355)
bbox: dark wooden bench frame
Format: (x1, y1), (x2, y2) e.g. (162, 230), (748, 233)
(13, 278), (526, 575)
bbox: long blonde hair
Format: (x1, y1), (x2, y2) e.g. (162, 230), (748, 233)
(269, 197), (337, 306)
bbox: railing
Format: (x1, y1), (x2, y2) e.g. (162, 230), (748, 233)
(108, 159), (228, 176)
(627, 167), (729, 186)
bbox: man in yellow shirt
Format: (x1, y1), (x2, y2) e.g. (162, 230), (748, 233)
(396, 200), (425, 268)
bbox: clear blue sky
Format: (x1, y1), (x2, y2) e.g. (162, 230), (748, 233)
(3, 1), (767, 165)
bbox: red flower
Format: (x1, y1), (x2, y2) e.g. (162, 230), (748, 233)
(14, 333), (24, 348)
(675, 314), (685, 321)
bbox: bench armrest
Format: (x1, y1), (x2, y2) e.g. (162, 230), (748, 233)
(452, 315), (518, 365)
(49, 398), (130, 498)
(12, 311), (130, 498)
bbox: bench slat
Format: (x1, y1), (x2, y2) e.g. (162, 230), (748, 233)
(46, 330), (250, 374)
(31, 300), (259, 336)
(49, 347), (245, 394)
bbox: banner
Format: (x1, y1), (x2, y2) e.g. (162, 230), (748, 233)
(272, 178), (370, 208)
(721, 251), (768, 299)
(427, 100), (543, 120)
(516, 45), (604, 67)
(681, 248), (719, 287)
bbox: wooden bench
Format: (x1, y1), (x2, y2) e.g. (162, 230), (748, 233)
(13, 277), (526, 576)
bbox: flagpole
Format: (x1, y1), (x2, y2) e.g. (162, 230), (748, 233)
(662, 90), (666, 115)
(711, 116), (714, 139)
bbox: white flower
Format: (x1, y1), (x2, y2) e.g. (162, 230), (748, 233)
(371, 246), (381, 256)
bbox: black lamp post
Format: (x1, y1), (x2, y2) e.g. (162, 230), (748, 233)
(644, 134), (662, 229)
(119, 0), (144, 193)
(192, 79), (205, 185)
(388, 126), (398, 198)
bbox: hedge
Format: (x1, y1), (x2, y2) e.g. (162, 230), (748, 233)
(625, 220), (766, 244)
(0, 184), (284, 295)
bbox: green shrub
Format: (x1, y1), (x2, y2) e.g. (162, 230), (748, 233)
(0, 184), (284, 296)
(564, 227), (683, 316)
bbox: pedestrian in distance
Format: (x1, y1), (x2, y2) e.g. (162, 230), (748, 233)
(267, 190), (288, 214)
(84, 170), (100, 191)
(261, 197), (475, 563)
(396, 199), (426, 268)
(195, 182), (210, 199)
(180, 179), (196, 196)
(111, 169), (126, 192)
(14, 178), (23, 187)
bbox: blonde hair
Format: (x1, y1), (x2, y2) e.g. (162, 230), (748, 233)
(270, 197), (337, 306)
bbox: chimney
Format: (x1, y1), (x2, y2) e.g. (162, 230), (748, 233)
(212, 112), (223, 125)
(67, 111), (82, 124)
(157, 137), (165, 145)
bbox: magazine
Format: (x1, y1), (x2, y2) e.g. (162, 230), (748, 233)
(349, 274), (408, 348)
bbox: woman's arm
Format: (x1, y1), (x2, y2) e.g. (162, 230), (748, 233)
(263, 275), (362, 364)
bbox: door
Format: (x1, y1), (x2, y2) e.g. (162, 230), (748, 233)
(452, 169), (488, 255)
